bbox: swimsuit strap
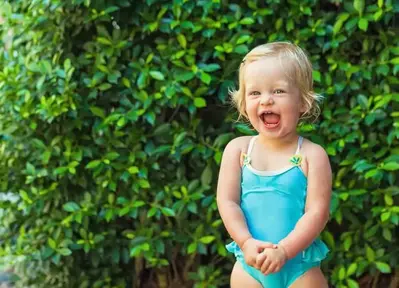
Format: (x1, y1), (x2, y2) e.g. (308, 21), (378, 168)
(294, 136), (303, 155)
(247, 135), (258, 156)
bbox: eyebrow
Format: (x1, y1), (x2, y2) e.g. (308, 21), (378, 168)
(246, 81), (290, 90)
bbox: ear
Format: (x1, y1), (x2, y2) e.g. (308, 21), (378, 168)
(300, 102), (307, 114)
(299, 93), (310, 114)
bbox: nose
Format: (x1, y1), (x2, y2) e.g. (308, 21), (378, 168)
(260, 93), (274, 105)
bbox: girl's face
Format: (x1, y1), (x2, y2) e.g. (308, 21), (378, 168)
(244, 56), (305, 139)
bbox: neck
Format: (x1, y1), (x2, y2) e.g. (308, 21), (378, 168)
(257, 132), (299, 152)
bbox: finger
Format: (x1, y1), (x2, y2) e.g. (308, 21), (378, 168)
(245, 256), (253, 266)
(258, 242), (275, 250)
(255, 252), (266, 269)
(246, 253), (257, 267)
(261, 258), (271, 274)
(273, 264), (281, 273)
(265, 263), (277, 275)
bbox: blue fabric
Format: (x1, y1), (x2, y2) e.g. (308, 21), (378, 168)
(226, 136), (329, 287)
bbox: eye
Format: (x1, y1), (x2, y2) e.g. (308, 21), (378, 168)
(249, 91), (261, 96)
(274, 89), (285, 94)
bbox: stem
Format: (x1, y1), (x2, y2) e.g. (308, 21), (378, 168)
(372, 271), (380, 288)
(389, 269), (399, 288)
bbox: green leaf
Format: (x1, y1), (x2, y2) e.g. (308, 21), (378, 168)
(313, 71), (321, 82)
(201, 64), (221, 72)
(237, 35), (251, 44)
(187, 242), (197, 254)
(122, 77), (131, 88)
(138, 179), (150, 188)
(105, 152), (120, 160)
(58, 248), (72, 256)
(382, 228), (392, 241)
(358, 18), (368, 31)
(357, 94), (368, 109)
(199, 236), (215, 244)
(128, 166), (139, 174)
(354, 0), (365, 16)
(375, 262), (391, 273)
(53, 164), (68, 176)
(161, 207), (175, 217)
(347, 263), (358, 276)
(333, 13), (350, 35)
(26, 162), (36, 175)
(201, 164), (212, 186)
(214, 151), (222, 164)
(366, 245), (375, 262)
(137, 72), (147, 88)
(365, 169), (378, 179)
(97, 37), (112, 45)
(149, 71), (165, 81)
(98, 83), (112, 91)
(147, 207), (157, 218)
(323, 231), (335, 249)
(108, 193), (115, 205)
(52, 254), (61, 265)
(382, 162), (399, 171)
(240, 17), (254, 25)
(234, 45), (249, 54)
(48, 238), (57, 249)
(105, 209), (113, 222)
(194, 97), (206, 108)
(103, 6), (119, 14)
(343, 236), (352, 251)
(86, 160), (101, 169)
(235, 123), (255, 135)
(90, 106), (106, 118)
(175, 71), (194, 82)
(153, 123), (171, 136)
(338, 266), (346, 280)
(177, 34), (187, 48)
(381, 211), (391, 222)
(384, 194), (393, 206)
(200, 72), (211, 84)
(63, 202), (80, 212)
(347, 279), (359, 288)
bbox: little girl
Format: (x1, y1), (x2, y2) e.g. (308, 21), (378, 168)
(217, 42), (332, 288)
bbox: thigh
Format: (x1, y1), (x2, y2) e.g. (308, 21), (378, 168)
(231, 261), (263, 288)
(289, 266), (328, 288)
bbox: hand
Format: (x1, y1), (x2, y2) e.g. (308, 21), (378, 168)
(255, 245), (288, 275)
(241, 238), (277, 267)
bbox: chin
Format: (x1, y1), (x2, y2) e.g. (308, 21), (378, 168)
(255, 122), (282, 137)
(257, 123), (294, 139)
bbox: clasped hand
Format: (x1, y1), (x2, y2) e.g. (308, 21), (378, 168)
(241, 238), (288, 275)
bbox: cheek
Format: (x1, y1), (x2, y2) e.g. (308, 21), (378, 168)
(280, 98), (301, 113)
(245, 98), (256, 113)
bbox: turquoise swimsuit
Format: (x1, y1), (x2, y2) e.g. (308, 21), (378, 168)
(226, 135), (329, 287)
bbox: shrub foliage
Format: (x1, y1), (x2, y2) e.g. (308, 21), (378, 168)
(0, 0), (398, 287)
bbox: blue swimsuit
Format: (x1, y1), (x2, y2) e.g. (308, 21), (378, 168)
(226, 135), (329, 287)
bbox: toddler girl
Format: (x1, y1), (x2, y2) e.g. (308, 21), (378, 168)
(217, 42), (331, 288)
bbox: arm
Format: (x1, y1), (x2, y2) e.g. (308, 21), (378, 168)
(278, 144), (332, 259)
(216, 138), (251, 248)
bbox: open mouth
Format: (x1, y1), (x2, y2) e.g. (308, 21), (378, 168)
(260, 111), (280, 129)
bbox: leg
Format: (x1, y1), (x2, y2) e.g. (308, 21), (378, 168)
(289, 266), (328, 288)
(231, 261), (263, 288)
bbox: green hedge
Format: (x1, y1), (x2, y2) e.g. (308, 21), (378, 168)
(0, 0), (398, 287)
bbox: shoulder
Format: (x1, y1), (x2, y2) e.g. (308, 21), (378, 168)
(301, 138), (331, 170)
(222, 136), (253, 166)
(223, 136), (253, 155)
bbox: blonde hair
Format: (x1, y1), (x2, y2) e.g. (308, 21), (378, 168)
(230, 41), (322, 122)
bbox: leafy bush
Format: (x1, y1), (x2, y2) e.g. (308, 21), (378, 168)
(0, 0), (397, 287)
